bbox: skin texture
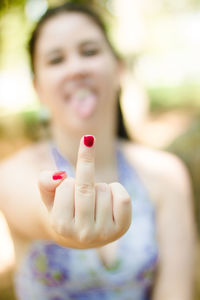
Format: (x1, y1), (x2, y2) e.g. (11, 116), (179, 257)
(0, 11), (197, 300)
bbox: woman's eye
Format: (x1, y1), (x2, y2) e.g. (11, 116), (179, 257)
(48, 56), (64, 65)
(82, 48), (99, 56)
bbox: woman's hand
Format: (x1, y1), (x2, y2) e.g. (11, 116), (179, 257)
(38, 136), (132, 249)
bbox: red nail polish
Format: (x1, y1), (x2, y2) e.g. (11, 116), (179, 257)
(52, 171), (66, 180)
(84, 135), (94, 147)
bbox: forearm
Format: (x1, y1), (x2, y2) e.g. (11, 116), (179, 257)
(152, 275), (195, 300)
(152, 239), (196, 300)
(2, 195), (83, 249)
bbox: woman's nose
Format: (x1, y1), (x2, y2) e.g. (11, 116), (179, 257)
(64, 55), (88, 79)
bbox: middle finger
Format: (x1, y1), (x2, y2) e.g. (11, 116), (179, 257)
(75, 135), (95, 225)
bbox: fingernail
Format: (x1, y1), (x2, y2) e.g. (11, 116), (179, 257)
(52, 171), (66, 180)
(84, 135), (94, 147)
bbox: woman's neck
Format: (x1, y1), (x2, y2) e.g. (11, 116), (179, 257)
(51, 120), (118, 171)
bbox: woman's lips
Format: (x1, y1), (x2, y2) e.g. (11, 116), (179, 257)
(66, 88), (98, 119)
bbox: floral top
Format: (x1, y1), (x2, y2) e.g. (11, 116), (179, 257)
(14, 144), (159, 300)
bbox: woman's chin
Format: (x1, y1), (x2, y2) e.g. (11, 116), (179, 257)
(61, 116), (98, 134)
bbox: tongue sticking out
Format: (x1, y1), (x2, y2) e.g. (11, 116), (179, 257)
(69, 89), (97, 118)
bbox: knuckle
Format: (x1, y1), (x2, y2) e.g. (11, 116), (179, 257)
(76, 183), (94, 195)
(50, 217), (73, 237)
(96, 182), (108, 193)
(119, 196), (131, 205)
(109, 182), (119, 188)
(77, 228), (95, 244)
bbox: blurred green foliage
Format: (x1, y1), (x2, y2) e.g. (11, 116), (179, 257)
(0, 0), (111, 69)
(19, 109), (50, 141)
(148, 83), (200, 112)
(0, 110), (50, 143)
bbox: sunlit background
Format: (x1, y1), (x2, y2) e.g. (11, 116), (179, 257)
(1, 0), (200, 147)
(0, 0), (200, 299)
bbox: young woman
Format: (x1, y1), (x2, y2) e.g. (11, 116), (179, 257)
(0, 2), (196, 299)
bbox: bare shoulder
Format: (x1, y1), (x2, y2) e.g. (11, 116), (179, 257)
(122, 141), (189, 179)
(0, 140), (54, 173)
(121, 140), (192, 207)
(0, 140), (55, 201)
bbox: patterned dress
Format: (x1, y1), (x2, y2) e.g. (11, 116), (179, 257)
(14, 143), (159, 300)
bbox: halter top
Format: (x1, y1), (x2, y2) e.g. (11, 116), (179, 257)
(14, 143), (159, 300)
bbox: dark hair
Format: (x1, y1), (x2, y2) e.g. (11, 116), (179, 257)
(28, 1), (129, 140)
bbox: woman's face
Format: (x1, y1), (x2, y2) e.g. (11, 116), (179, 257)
(34, 12), (122, 132)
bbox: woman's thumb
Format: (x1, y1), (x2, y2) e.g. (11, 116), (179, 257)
(38, 170), (67, 210)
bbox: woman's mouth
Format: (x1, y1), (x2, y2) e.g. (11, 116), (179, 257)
(66, 88), (98, 119)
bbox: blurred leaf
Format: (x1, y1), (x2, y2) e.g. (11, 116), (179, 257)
(19, 110), (50, 141)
